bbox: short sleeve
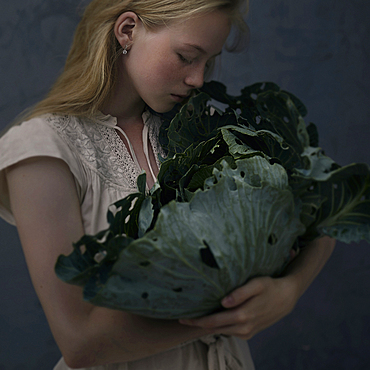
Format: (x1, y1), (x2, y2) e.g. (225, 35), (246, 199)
(0, 117), (85, 225)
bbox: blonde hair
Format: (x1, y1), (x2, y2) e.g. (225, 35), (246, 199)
(23, 0), (249, 121)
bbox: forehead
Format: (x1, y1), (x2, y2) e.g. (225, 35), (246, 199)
(163, 11), (231, 52)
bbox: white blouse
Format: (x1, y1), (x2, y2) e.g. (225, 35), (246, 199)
(0, 111), (165, 233)
(0, 112), (255, 370)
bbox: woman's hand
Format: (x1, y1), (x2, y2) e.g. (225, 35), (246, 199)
(180, 236), (336, 340)
(180, 275), (299, 340)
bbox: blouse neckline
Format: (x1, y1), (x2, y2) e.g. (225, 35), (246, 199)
(94, 109), (152, 128)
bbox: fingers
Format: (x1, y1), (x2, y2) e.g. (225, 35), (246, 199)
(179, 278), (272, 328)
(180, 305), (250, 329)
(179, 276), (297, 341)
(221, 277), (270, 308)
(179, 305), (260, 340)
(215, 323), (256, 341)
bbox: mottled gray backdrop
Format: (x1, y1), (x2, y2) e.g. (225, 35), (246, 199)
(0, 1), (369, 369)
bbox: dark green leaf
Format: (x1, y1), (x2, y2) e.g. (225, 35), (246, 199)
(56, 80), (370, 320)
(82, 158), (304, 318)
(306, 122), (319, 147)
(301, 163), (370, 243)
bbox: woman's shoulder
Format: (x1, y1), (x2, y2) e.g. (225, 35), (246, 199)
(1, 114), (79, 146)
(3, 113), (110, 162)
(0, 115), (89, 225)
(0, 114), (96, 188)
(0, 115), (83, 165)
(2, 115), (86, 172)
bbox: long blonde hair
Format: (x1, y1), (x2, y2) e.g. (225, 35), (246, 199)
(24, 0), (249, 121)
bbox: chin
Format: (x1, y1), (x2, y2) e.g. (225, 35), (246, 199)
(146, 101), (177, 114)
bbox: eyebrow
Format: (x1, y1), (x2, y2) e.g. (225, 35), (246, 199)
(183, 43), (223, 57)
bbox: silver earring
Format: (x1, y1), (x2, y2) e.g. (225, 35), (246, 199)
(122, 45), (128, 55)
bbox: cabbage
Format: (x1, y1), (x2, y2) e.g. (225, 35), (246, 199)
(78, 158), (304, 318)
(55, 81), (370, 318)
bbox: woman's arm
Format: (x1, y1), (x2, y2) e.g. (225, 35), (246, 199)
(179, 236), (336, 340)
(6, 157), (210, 368)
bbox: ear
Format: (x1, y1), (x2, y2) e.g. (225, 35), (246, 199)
(114, 12), (141, 50)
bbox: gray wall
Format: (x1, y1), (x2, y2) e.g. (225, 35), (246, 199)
(0, 1), (369, 369)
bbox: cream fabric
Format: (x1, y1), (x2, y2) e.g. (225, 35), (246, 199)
(53, 335), (255, 370)
(0, 111), (165, 231)
(0, 113), (255, 370)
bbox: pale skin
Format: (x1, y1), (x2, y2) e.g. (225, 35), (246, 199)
(5, 10), (335, 369)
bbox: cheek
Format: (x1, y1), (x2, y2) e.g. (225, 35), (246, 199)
(148, 56), (183, 85)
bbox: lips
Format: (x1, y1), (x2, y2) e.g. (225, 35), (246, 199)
(171, 94), (190, 102)
(172, 93), (190, 98)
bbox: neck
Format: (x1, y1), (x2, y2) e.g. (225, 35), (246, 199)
(100, 57), (146, 126)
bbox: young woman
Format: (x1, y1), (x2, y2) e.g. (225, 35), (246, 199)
(0, 0), (335, 369)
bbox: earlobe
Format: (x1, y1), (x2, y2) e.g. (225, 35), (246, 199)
(114, 12), (140, 50)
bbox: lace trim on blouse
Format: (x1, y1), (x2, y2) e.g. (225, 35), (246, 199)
(98, 124), (142, 188)
(44, 111), (166, 190)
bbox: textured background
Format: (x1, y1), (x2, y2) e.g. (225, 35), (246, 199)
(0, 0), (369, 369)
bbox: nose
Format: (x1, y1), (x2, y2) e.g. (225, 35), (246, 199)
(184, 66), (205, 89)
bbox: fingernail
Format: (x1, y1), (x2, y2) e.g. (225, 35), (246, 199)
(222, 295), (234, 307)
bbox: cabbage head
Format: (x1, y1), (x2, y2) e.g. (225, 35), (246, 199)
(56, 80), (370, 319)
(57, 157), (304, 318)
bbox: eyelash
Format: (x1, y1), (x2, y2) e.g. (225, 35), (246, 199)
(178, 53), (192, 65)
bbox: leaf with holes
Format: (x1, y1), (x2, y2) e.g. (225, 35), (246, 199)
(294, 147), (339, 181)
(56, 80), (370, 320)
(74, 157), (304, 319)
(301, 163), (370, 243)
(220, 124), (287, 160)
(160, 92), (237, 159)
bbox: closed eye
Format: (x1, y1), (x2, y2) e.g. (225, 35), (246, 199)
(178, 53), (192, 65)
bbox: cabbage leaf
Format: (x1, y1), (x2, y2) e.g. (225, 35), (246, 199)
(55, 80), (370, 319)
(57, 157), (304, 318)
